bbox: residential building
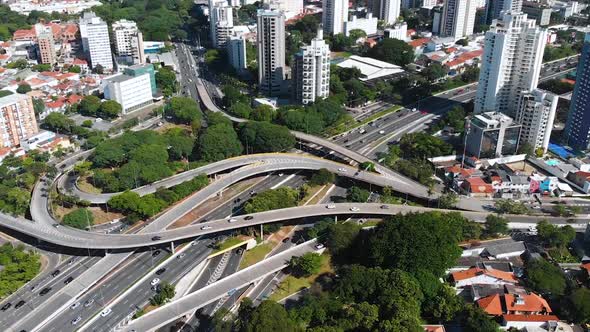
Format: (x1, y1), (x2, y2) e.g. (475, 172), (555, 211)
(484, 0), (522, 25)
(477, 292), (553, 316)
(257, 8), (286, 96)
(343, 13), (379, 37)
(210, 0), (234, 48)
(441, 0), (477, 40)
(451, 266), (518, 288)
(35, 24), (56, 65)
(522, 1), (552, 26)
(384, 22), (408, 41)
(79, 12), (113, 71)
(380, 0), (402, 25)
(466, 112), (521, 159)
(112, 20), (145, 64)
(432, 6), (444, 35)
(322, 0), (348, 35)
(227, 33), (247, 71)
(474, 13), (546, 117)
(292, 29), (330, 105)
(104, 73), (153, 114)
(336, 55), (405, 82)
(515, 89), (557, 154)
(124, 64), (157, 95)
(567, 171), (590, 193)
(564, 33), (590, 150)
(269, 0), (303, 18)
(0, 94), (38, 148)
(461, 238), (526, 259)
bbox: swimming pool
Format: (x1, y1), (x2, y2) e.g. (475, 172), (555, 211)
(545, 159), (560, 166)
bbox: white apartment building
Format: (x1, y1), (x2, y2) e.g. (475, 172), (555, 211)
(344, 13), (379, 37)
(34, 24), (56, 65)
(228, 33), (247, 71)
(516, 89), (558, 153)
(104, 73), (153, 114)
(322, 0), (349, 35)
(112, 19), (145, 64)
(475, 12), (546, 117)
(257, 8), (286, 97)
(79, 12), (113, 71)
(441, 0), (477, 40)
(0, 94), (38, 148)
(210, 0), (234, 48)
(292, 29), (330, 105)
(268, 0), (304, 18)
(385, 22), (408, 41)
(380, 0), (401, 25)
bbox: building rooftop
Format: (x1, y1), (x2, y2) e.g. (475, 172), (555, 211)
(336, 55), (404, 81)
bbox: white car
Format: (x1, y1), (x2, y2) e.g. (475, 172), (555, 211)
(101, 308), (112, 317)
(350, 207), (360, 212)
(70, 302), (81, 310)
(150, 278), (160, 286)
(326, 204), (336, 209)
(71, 316), (82, 325)
(178, 253), (186, 259)
(228, 218), (238, 223)
(201, 225), (213, 230)
(337, 168), (347, 172)
(190, 240), (197, 246)
(379, 130), (385, 134)
(84, 298), (94, 307)
(315, 243), (325, 250)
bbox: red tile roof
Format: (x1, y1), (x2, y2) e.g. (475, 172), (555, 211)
(573, 171), (590, 180)
(45, 100), (64, 109)
(451, 267), (518, 283)
(502, 314), (559, 322)
(505, 293), (552, 314)
(445, 49), (484, 68)
(73, 58), (87, 65)
(464, 177), (493, 194)
(478, 294), (503, 315)
(408, 38), (430, 49)
(13, 29), (35, 40)
(67, 95), (82, 104)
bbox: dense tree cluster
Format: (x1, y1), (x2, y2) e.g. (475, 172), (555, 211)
(150, 282), (175, 306)
(165, 97), (202, 129)
(346, 186), (370, 202)
(238, 121), (295, 153)
(309, 168), (335, 186)
(244, 187), (300, 214)
(156, 66), (177, 96)
(107, 174), (208, 222)
(537, 220), (576, 249)
(430, 105), (467, 134)
(77, 96), (122, 119)
(0, 244), (40, 298)
(494, 199), (529, 214)
(525, 258), (566, 296)
(195, 123), (243, 161)
(289, 253), (322, 277)
(367, 38), (415, 67)
(276, 98), (349, 134)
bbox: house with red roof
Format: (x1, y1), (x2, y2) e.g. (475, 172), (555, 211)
(461, 177), (493, 197)
(477, 292), (553, 317)
(451, 266), (518, 288)
(13, 29), (36, 41)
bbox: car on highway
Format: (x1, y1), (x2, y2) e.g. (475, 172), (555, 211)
(178, 253), (186, 259)
(84, 298), (94, 307)
(244, 216), (253, 220)
(326, 204), (336, 209)
(379, 130), (385, 134)
(152, 250), (161, 257)
(14, 300), (25, 309)
(39, 287), (52, 296)
(156, 268), (166, 275)
(201, 225), (213, 230)
(380, 205), (389, 209)
(151, 278), (160, 286)
(151, 236), (162, 241)
(191, 240), (197, 246)
(70, 302), (81, 310)
(228, 218), (238, 223)
(282, 237), (290, 243)
(51, 269), (60, 277)
(1, 303), (11, 311)
(350, 207), (360, 212)
(71, 316), (82, 325)
(101, 308), (112, 317)
(64, 276), (74, 284)
(337, 168), (347, 172)
(52, 223), (60, 228)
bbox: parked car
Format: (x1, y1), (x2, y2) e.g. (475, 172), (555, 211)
(101, 308), (112, 317)
(64, 276), (74, 284)
(14, 301), (25, 309)
(1, 303), (11, 311)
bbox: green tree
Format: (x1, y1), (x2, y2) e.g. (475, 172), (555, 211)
(455, 38), (469, 46)
(567, 287), (590, 324)
(244, 187), (299, 214)
(346, 186), (370, 202)
(165, 131), (194, 160)
(438, 192), (459, 209)
(82, 119), (93, 128)
(0, 90), (13, 97)
(42, 112), (76, 133)
(243, 300), (296, 332)
(250, 104), (275, 122)
(98, 100), (122, 119)
(167, 97), (202, 124)
(398, 132), (454, 158)
(483, 215), (509, 237)
(238, 121), (295, 153)
(289, 252), (322, 277)
(423, 285), (464, 321)
(196, 123), (243, 161)
(16, 83), (31, 94)
(460, 305), (501, 332)
(62, 208), (94, 229)
(229, 102), (253, 119)
(494, 199), (529, 214)
(324, 222), (361, 255)
(68, 65), (81, 73)
(156, 67), (177, 96)
(368, 38), (415, 66)
(422, 63), (447, 81)
(525, 259), (566, 296)
(537, 220), (576, 248)
(79, 95), (102, 116)
(32, 63), (51, 72)
(32, 97), (45, 115)
(310, 168), (335, 186)
(150, 282), (175, 306)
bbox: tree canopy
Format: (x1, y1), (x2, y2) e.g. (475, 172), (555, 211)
(238, 121), (295, 153)
(244, 187), (299, 214)
(367, 38), (415, 67)
(195, 123), (243, 161)
(62, 208), (94, 229)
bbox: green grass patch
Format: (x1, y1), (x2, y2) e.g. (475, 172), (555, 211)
(269, 253), (333, 302)
(325, 106), (402, 137)
(212, 236), (246, 254)
(548, 247), (579, 263)
(239, 242), (274, 269)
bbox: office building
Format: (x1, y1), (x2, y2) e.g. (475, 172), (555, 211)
(379, 0), (402, 25)
(124, 64), (157, 95)
(475, 12), (546, 117)
(0, 94), (38, 148)
(521, 1), (551, 26)
(112, 20), (145, 64)
(79, 12), (113, 71)
(257, 8), (286, 96)
(565, 33), (590, 150)
(210, 0), (234, 48)
(35, 24), (56, 65)
(104, 72), (154, 114)
(343, 13), (379, 37)
(228, 33), (247, 71)
(432, 6), (444, 35)
(484, 0), (522, 25)
(292, 29), (330, 105)
(384, 22), (408, 41)
(466, 112), (521, 159)
(322, 0), (348, 35)
(515, 89), (557, 153)
(441, 0), (477, 40)
(269, 0), (303, 18)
